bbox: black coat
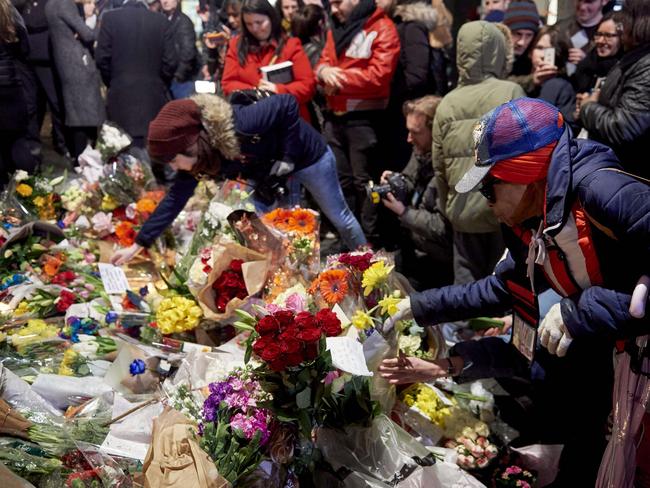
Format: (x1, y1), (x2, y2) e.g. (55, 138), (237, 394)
(0, 6), (29, 131)
(571, 48), (621, 94)
(95, 1), (176, 138)
(169, 10), (200, 83)
(580, 44), (650, 178)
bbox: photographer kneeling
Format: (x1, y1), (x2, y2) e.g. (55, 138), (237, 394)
(378, 96), (453, 289)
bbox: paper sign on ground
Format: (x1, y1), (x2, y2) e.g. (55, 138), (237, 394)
(98, 263), (130, 294)
(326, 336), (373, 376)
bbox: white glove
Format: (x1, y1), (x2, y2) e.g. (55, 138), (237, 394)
(270, 160), (294, 177)
(538, 303), (573, 357)
(381, 297), (413, 333)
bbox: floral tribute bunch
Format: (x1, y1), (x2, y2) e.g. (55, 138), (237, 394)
(261, 207), (321, 298)
(443, 423), (499, 470)
(199, 367), (272, 484)
(212, 259), (247, 313)
(250, 309), (342, 372)
(495, 465), (536, 488)
(154, 295), (203, 335)
(12, 171), (65, 221)
(235, 307), (379, 482)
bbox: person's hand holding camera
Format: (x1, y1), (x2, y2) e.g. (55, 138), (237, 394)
(382, 192), (406, 216)
(380, 170), (393, 184)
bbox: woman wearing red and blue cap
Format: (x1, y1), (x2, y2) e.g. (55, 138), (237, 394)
(379, 97), (650, 485)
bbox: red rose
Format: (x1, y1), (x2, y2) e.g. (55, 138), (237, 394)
(284, 352), (304, 368)
(269, 357), (289, 372)
(304, 342), (319, 360)
(253, 335), (275, 355)
(259, 342), (282, 362)
(294, 311), (316, 330)
(230, 259), (244, 272)
(273, 310), (295, 330)
(278, 326), (300, 343)
(256, 315), (280, 335)
(315, 309), (342, 337)
(215, 294), (231, 312)
(280, 338), (302, 354)
(339, 252), (373, 271)
(297, 327), (322, 344)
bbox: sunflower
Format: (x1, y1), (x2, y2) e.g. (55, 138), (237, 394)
(289, 209), (317, 235)
(318, 269), (349, 305)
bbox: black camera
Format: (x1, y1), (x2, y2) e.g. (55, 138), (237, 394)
(367, 173), (409, 204)
(254, 176), (287, 206)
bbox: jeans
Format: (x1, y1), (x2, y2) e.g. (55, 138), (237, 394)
(253, 147), (367, 250)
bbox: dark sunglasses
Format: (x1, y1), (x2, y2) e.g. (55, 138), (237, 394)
(478, 177), (501, 204)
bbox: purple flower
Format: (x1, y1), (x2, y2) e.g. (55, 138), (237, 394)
(105, 311), (119, 324)
(229, 409), (271, 445)
(129, 359), (146, 376)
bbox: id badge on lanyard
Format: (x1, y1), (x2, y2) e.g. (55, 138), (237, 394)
(507, 280), (540, 364)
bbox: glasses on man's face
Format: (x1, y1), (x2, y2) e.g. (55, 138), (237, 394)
(594, 32), (620, 40)
(479, 177), (501, 204)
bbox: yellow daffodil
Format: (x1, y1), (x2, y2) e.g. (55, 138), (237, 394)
(155, 296), (203, 335)
(351, 310), (374, 330)
(16, 183), (33, 197)
(58, 349), (78, 376)
(362, 261), (394, 296)
(378, 295), (401, 316)
(401, 383), (453, 427)
(13, 300), (30, 317)
(101, 194), (119, 211)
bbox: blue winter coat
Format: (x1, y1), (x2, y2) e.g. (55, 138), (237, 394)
(136, 94), (327, 247)
(411, 128), (650, 381)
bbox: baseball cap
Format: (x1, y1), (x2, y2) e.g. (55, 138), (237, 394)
(456, 98), (565, 194)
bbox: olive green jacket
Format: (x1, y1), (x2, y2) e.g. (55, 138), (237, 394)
(432, 21), (525, 233)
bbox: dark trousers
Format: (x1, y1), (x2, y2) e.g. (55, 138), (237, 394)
(324, 112), (382, 244)
(67, 127), (98, 161)
(452, 229), (505, 284)
(20, 62), (66, 153)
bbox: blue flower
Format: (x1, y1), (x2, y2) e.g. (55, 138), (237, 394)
(129, 359), (146, 376)
(105, 311), (119, 324)
(139, 286), (149, 297)
(57, 220), (65, 229)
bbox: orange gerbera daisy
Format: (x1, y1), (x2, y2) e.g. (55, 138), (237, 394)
(263, 208), (296, 231)
(115, 221), (136, 247)
(318, 269), (349, 305)
(288, 209), (317, 235)
(136, 198), (157, 214)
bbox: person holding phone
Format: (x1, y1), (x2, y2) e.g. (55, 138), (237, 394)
(221, 0), (315, 121)
(529, 25), (576, 123)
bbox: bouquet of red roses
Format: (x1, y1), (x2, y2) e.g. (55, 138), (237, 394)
(251, 309), (342, 371)
(212, 259), (247, 313)
(196, 241), (269, 323)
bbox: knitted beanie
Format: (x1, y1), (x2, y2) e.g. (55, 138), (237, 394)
(503, 1), (540, 33)
(147, 99), (203, 159)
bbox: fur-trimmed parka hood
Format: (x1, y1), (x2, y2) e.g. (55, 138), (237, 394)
(394, 2), (438, 31)
(191, 94), (240, 159)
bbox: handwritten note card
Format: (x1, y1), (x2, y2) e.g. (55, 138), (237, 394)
(98, 263), (130, 294)
(326, 337), (373, 376)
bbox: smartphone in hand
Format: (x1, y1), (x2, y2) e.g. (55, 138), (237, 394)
(543, 47), (556, 67)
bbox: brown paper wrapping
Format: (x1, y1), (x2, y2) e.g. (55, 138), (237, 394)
(197, 242), (269, 321)
(143, 407), (230, 488)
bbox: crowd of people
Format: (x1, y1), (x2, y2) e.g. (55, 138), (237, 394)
(1, 0), (650, 485)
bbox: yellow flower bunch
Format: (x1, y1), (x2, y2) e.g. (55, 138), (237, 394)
(351, 310), (374, 330)
(378, 295), (401, 316)
(13, 300), (30, 317)
(401, 383), (454, 428)
(9, 319), (59, 351)
(155, 296), (203, 335)
(58, 349), (78, 376)
(362, 260), (394, 296)
(101, 194), (119, 211)
(16, 183), (33, 197)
